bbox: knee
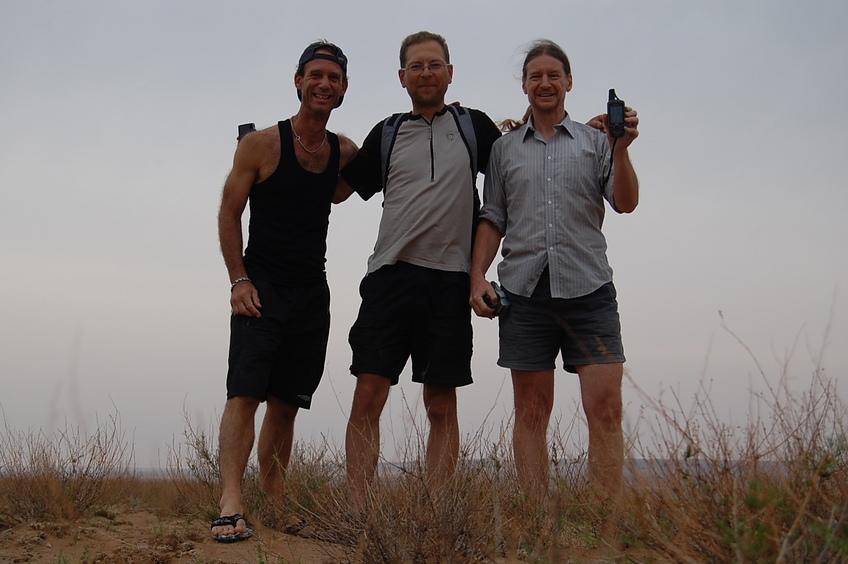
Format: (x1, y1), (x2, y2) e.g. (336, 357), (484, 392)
(423, 388), (457, 422)
(513, 384), (554, 428)
(266, 395), (299, 424)
(515, 395), (554, 429)
(350, 376), (390, 421)
(224, 396), (261, 421)
(583, 393), (622, 429)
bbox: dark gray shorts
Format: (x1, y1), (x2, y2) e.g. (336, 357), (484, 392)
(226, 279), (330, 408)
(348, 262), (473, 387)
(498, 272), (624, 374)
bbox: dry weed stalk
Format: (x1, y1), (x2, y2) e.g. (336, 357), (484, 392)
(624, 320), (848, 563)
(278, 412), (610, 563)
(164, 409), (226, 520)
(0, 411), (131, 520)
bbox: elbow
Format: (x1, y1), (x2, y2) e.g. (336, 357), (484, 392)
(333, 178), (355, 204)
(218, 206), (240, 224)
(332, 191), (352, 205)
(618, 200), (638, 214)
(478, 218), (503, 236)
(613, 185), (639, 214)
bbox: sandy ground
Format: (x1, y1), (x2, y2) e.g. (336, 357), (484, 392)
(0, 503), (652, 563)
(0, 507), (349, 563)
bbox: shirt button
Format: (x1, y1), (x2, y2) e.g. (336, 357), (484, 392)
(547, 178), (552, 182)
(547, 200), (552, 205)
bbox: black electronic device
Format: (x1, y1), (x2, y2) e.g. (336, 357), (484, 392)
(607, 89), (625, 139)
(482, 281), (510, 316)
(238, 123), (256, 140)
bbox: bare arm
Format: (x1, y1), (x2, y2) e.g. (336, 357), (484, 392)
(611, 106), (639, 213)
(333, 134), (359, 204)
(333, 176), (355, 204)
(591, 107), (640, 213)
(218, 135), (263, 317)
(469, 219), (504, 318)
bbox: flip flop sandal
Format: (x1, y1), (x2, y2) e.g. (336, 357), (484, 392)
(211, 513), (253, 543)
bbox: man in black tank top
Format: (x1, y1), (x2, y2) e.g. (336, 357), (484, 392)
(211, 42), (357, 543)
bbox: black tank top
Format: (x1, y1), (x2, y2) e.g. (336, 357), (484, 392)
(243, 120), (340, 284)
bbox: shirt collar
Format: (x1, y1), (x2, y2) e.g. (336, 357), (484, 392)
(408, 105), (449, 121)
(522, 112), (574, 141)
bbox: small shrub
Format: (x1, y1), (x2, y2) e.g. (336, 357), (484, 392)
(0, 412), (131, 521)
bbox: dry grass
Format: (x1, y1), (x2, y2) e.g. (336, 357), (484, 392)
(0, 412), (132, 521)
(1, 340), (846, 562)
(619, 321), (848, 563)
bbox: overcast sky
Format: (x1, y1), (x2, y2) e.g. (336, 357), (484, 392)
(2, 0), (846, 468)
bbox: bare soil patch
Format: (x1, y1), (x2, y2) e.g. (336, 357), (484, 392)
(0, 506), (347, 563)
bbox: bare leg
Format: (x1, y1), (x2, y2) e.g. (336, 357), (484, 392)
(576, 363), (624, 500)
(422, 384), (459, 496)
(257, 395), (299, 506)
(214, 395), (260, 537)
(511, 369), (555, 503)
(345, 373), (391, 513)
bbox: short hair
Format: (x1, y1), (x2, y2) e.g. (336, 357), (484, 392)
(399, 31), (450, 68)
(521, 39), (571, 81)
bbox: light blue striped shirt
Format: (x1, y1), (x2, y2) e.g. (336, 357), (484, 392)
(480, 114), (618, 299)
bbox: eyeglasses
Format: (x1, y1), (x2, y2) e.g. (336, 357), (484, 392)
(402, 62), (449, 74)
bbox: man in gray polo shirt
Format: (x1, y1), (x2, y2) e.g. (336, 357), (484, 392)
(470, 39), (640, 504)
(335, 31), (501, 512)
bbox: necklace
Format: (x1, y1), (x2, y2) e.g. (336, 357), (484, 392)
(291, 120), (327, 154)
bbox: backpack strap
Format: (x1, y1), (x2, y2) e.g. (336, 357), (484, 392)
(445, 105), (478, 177)
(446, 106), (482, 228)
(380, 112), (407, 190)
(379, 107), (479, 189)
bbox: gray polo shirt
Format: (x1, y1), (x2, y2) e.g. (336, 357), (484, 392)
(480, 114), (618, 299)
(368, 112), (476, 274)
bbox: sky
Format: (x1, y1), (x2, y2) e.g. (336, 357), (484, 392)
(1, 0), (846, 469)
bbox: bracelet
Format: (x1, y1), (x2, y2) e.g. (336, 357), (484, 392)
(230, 277), (251, 290)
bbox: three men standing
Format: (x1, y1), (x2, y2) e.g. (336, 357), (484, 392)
(212, 35), (640, 542)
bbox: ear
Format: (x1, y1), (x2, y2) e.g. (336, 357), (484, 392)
(446, 63), (453, 85)
(522, 79), (528, 95)
(398, 68), (407, 89)
(341, 79), (349, 97)
(295, 73), (303, 91)
(565, 74), (573, 92)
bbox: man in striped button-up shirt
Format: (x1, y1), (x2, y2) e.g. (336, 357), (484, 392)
(470, 39), (640, 504)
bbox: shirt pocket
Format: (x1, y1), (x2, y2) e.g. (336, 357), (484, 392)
(563, 150), (603, 196)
